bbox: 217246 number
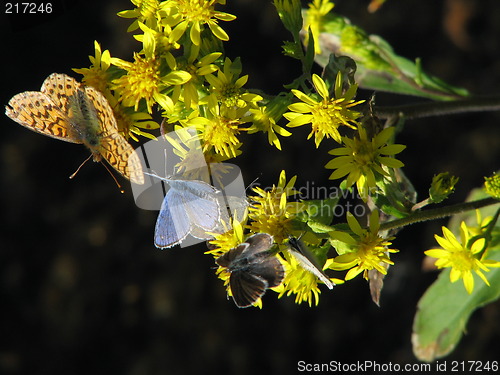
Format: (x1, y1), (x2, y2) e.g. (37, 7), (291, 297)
(5, 3), (52, 14)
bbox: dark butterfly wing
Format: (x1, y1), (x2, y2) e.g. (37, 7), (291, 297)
(216, 243), (249, 268)
(248, 256), (285, 288)
(216, 233), (273, 269)
(242, 233), (274, 256)
(217, 233), (284, 307)
(229, 271), (268, 308)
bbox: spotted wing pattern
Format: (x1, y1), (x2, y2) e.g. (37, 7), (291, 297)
(5, 73), (144, 184)
(100, 132), (144, 184)
(84, 86), (144, 184)
(6, 90), (75, 142)
(41, 73), (81, 115)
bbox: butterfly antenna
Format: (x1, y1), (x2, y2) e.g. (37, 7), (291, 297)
(101, 161), (124, 193)
(69, 154), (92, 179)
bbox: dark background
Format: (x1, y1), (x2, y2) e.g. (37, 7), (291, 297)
(1, 0), (499, 374)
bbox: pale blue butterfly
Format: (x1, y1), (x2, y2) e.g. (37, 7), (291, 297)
(145, 171), (223, 249)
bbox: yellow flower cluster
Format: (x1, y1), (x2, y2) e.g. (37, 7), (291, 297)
(74, 0), (291, 162)
(283, 70), (406, 202)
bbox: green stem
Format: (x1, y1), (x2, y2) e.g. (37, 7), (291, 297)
(379, 197), (500, 232)
(374, 95), (500, 120)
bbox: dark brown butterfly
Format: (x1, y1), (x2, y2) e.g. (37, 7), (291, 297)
(216, 233), (285, 308)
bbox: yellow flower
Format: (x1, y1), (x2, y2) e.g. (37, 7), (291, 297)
(167, 0), (236, 46)
(276, 254), (322, 307)
(302, 0), (335, 54)
(135, 21), (180, 60)
(247, 100), (292, 150)
(161, 125), (239, 187)
(206, 218), (245, 260)
(73, 41), (112, 94)
(325, 126), (405, 201)
(174, 51), (222, 109)
(74, 41), (159, 141)
(284, 73), (364, 147)
(326, 210), (398, 281)
(247, 170), (297, 243)
(118, 0), (164, 32)
(425, 222), (500, 294)
(111, 53), (190, 113)
(182, 97), (246, 159)
(110, 98), (159, 141)
(111, 53), (161, 112)
(276, 245), (343, 307)
(205, 57), (262, 109)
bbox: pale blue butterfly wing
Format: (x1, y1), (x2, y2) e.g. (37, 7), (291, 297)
(154, 189), (192, 248)
(153, 178), (222, 248)
(174, 180), (221, 232)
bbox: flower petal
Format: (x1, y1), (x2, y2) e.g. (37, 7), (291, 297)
(380, 144), (406, 155)
(470, 238), (486, 254)
(328, 147), (351, 156)
(378, 156), (404, 169)
(325, 156), (352, 169)
(288, 103), (312, 113)
(312, 74), (329, 100)
(463, 272), (474, 294)
(441, 226), (462, 250)
(286, 114), (313, 127)
(346, 212), (364, 236)
(329, 166), (352, 180)
(425, 249), (449, 259)
(291, 90), (318, 106)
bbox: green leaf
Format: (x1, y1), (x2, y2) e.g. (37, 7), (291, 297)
(309, 12), (470, 101)
(322, 54), (357, 95)
(372, 168), (416, 218)
(412, 245), (500, 362)
(299, 239), (331, 268)
(308, 221), (336, 234)
(304, 27), (315, 75)
(299, 198), (340, 227)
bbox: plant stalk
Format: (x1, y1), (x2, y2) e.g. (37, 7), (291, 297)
(375, 96), (500, 120)
(379, 197), (500, 232)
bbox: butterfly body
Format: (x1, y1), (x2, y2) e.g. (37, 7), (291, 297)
(5, 73), (144, 184)
(70, 89), (102, 150)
